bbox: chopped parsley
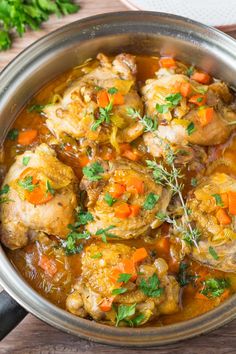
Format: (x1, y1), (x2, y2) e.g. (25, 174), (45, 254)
(108, 87), (118, 94)
(104, 192), (117, 207)
(212, 194), (224, 207)
(208, 246), (219, 260)
(28, 104), (45, 113)
(186, 121), (195, 136)
(116, 304), (136, 327)
(91, 101), (113, 131)
(91, 252), (102, 259)
(156, 93), (182, 114)
(177, 262), (197, 287)
(64, 231), (90, 255)
(17, 176), (37, 192)
(126, 313), (145, 327)
(166, 93), (182, 106)
(186, 66), (195, 77)
(22, 156), (30, 166)
(82, 162), (104, 181)
(143, 192), (160, 210)
(0, 184), (10, 195)
(156, 103), (172, 114)
(139, 273), (163, 297)
(95, 225), (116, 243)
(112, 287), (127, 295)
(197, 97), (203, 103)
(191, 178), (198, 187)
(200, 278), (230, 298)
(117, 273), (132, 283)
(183, 228), (201, 246)
(7, 128), (19, 141)
(46, 180), (55, 196)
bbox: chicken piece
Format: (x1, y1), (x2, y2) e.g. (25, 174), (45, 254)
(80, 158), (171, 239)
(142, 71), (236, 157)
(187, 172), (236, 272)
(0, 144), (78, 250)
(66, 243), (180, 325)
(44, 53), (143, 144)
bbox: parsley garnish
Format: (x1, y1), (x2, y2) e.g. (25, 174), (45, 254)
(212, 194), (224, 207)
(143, 192), (160, 210)
(117, 273), (132, 283)
(0, 184), (9, 195)
(64, 231), (90, 255)
(186, 122), (195, 135)
(197, 97), (203, 103)
(18, 176), (37, 192)
(91, 101), (113, 131)
(46, 180), (55, 196)
(191, 178), (198, 187)
(126, 313), (145, 327)
(28, 104), (45, 113)
(22, 156), (30, 166)
(7, 128), (18, 141)
(82, 162), (104, 181)
(200, 278), (230, 298)
(177, 262), (197, 287)
(91, 252), (102, 259)
(156, 93), (182, 114)
(95, 225), (116, 243)
(186, 66), (195, 77)
(104, 192), (117, 206)
(108, 87), (118, 94)
(112, 287), (127, 295)
(166, 93), (182, 106)
(139, 274), (164, 297)
(208, 246), (219, 260)
(0, 0), (80, 51)
(116, 304), (136, 327)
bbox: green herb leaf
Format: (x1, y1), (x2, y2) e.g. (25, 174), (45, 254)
(64, 231), (90, 255)
(7, 128), (19, 141)
(186, 122), (195, 135)
(191, 178), (198, 187)
(46, 180), (55, 196)
(197, 97), (203, 103)
(116, 304), (136, 326)
(95, 225), (116, 243)
(91, 252), (102, 259)
(212, 194), (224, 207)
(126, 313), (145, 327)
(104, 192), (117, 206)
(83, 162), (104, 181)
(0, 184), (9, 195)
(91, 101), (113, 131)
(143, 192), (160, 210)
(127, 107), (158, 132)
(117, 273), (132, 283)
(183, 228), (201, 246)
(22, 156), (30, 166)
(200, 278), (230, 298)
(208, 246), (219, 260)
(108, 87), (118, 94)
(0, 30), (11, 50)
(17, 176), (37, 192)
(156, 103), (172, 114)
(186, 66), (195, 77)
(28, 104), (45, 113)
(112, 287), (127, 295)
(165, 93), (182, 106)
(139, 274), (164, 297)
(177, 262), (198, 287)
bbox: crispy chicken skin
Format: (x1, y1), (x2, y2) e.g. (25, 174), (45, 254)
(187, 173), (236, 272)
(0, 144), (77, 250)
(80, 158), (171, 239)
(44, 53), (143, 144)
(142, 71), (236, 157)
(66, 243), (180, 324)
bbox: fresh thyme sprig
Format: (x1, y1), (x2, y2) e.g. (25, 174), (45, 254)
(129, 108), (200, 249)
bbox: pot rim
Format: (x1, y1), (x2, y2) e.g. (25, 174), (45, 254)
(1, 11), (236, 347)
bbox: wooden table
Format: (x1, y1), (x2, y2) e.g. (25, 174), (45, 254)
(1, 0), (236, 353)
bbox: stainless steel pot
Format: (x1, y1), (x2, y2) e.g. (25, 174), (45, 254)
(1, 11), (236, 347)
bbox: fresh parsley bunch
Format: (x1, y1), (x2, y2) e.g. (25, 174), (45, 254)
(0, 0), (80, 51)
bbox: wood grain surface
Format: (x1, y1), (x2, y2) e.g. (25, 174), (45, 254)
(1, 0), (236, 353)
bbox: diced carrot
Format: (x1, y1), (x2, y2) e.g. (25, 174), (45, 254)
(159, 57), (176, 68)
(132, 248), (148, 264)
(189, 94), (207, 106)
(122, 149), (140, 161)
(97, 90), (109, 108)
(110, 183), (126, 198)
(64, 144), (73, 152)
(38, 255), (57, 277)
(168, 258), (180, 273)
(191, 72), (211, 84)
(220, 193), (229, 209)
(195, 291), (209, 300)
(122, 259), (137, 281)
(216, 208), (232, 225)
(110, 268), (122, 284)
(99, 297), (114, 312)
(79, 154), (89, 167)
(126, 176), (144, 194)
(156, 237), (170, 255)
(180, 82), (192, 97)
(129, 204), (141, 217)
(198, 107), (214, 127)
(18, 129), (38, 145)
(114, 203), (131, 219)
(220, 289), (230, 301)
(228, 191), (236, 215)
(119, 143), (132, 154)
(112, 92), (124, 105)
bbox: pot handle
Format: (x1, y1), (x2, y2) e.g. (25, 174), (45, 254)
(0, 290), (28, 340)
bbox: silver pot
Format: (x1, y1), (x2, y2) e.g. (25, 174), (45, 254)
(1, 11), (236, 347)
